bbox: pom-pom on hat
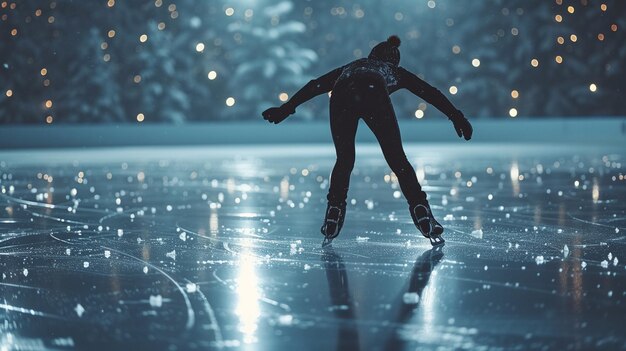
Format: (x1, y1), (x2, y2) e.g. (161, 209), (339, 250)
(386, 35), (401, 48)
(368, 35), (401, 66)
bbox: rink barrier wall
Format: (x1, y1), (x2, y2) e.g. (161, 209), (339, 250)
(1, 118), (624, 149)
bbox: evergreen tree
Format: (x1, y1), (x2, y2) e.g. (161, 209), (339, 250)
(223, 1), (318, 119)
(1, 0), (625, 123)
(0, 1), (50, 123)
(52, 0), (128, 123)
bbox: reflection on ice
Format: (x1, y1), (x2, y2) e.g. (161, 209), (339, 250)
(592, 180), (600, 203)
(236, 253), (261, 345)
(209, 209), (219, 235)
(510, 161), (520, 197)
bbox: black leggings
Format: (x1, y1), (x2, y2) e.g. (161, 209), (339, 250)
(327, 74), (427, 207)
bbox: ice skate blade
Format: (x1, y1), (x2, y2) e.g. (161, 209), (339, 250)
(429, 235), (445, 246)
(430, 245), (444, 254)
(322, 237), (334, 247)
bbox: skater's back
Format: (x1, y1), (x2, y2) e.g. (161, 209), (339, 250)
(264, 35), (466, 120)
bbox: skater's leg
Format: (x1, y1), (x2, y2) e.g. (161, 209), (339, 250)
(327, 96), (359, 206)
(362, 98), (426, 206)
(322, 94), (359, 239)
(363, 96), (443, 243)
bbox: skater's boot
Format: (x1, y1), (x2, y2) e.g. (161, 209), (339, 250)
(410, 202), (432, 239)
(430, 216), (444, 236)
(428, 205), (444, 236)
(410, 200), (444, 246)
(321, 202), (346, 239)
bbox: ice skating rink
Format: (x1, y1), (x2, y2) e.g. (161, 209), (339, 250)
(0, 143), (624, 350)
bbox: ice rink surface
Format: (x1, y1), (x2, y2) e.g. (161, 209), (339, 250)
(0, 143), (624, 350)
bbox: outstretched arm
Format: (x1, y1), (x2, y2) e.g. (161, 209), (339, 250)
(398, 67), (472, 140)
(283, 66), (344, 112)
(399, 67), (460, 118)
(263, 66), (344, 124)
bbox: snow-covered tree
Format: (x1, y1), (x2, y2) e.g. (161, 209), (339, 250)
(1, 0), (624, 123)
(223, 1), (318, 119)
(55, 27), (124, 123)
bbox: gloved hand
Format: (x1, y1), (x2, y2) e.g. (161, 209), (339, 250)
(262, 104), (295, 124)
(450, 111), (473, 141)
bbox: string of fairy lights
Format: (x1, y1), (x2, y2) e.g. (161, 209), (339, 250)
(1, 0), (621, 123)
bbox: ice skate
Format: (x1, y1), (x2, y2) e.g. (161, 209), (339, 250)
(321, 203), (346, 241)
(429, 208), (444, 236)
(428, 232), (445, 246)
(410, 203), (432, 238)
(410, 202), (445, 246)
(427, 207), (445, 245)
(322, 236), (334, 247)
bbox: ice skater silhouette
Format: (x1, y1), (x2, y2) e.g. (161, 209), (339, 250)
(263, 35), (472, 245)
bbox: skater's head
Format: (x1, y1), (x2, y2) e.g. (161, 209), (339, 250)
(368, 35), (401, 66)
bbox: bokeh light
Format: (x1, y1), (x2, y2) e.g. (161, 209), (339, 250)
(0, 1), (623, 123)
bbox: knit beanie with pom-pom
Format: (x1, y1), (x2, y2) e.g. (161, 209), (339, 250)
(368, 35), (401, 66)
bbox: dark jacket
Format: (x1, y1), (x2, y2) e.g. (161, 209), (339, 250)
(284, 57), (461, 119)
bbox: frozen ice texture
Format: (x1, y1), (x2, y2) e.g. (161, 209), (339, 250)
(402, 292), (420, 304)
(470, 229), (483, 239)
(186, 283), (197, 293)
(166, 250), (176, 260)
(0, 145), (623, 350)
(149, 295), (163, 308)
(75, 303), (85, 317)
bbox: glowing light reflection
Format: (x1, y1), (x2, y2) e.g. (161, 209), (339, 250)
(419, 267), (438, 339)
(210, 209), (219, 235)
(416, 166), (426, 184)
(236, 252), (260, 344)
(510, 162), (520, 196)
(279, 177), (289, 200)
